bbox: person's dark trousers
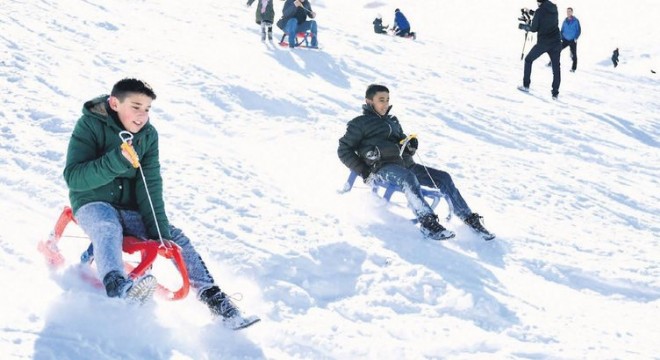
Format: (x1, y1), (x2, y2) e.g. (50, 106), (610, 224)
(524, 42), (562, 97)
(408, 164), (472, 220)
(396, 28), (411, 37)
(561, 39), (578, 71)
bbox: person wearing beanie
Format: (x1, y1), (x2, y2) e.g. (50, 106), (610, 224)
(518, 0), (562, 99)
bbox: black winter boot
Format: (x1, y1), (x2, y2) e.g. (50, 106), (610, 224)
(200, 286), (240, 318)
(419, 214), (455, 240)
(200, 286), (261, 330)
(464, 213), (495, 240)
(103, 270), (132, 298)
(103, 270), (157, 304)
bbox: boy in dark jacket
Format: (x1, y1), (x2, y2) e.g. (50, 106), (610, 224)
(518, 0), (562, 99)
(337, 84), (495, 241)
(63, 78), (258, 329)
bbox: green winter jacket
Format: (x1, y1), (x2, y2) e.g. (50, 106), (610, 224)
(337, 104), (414, 179)
(247, 0), (275, 24)
(63, 95), (171, 239)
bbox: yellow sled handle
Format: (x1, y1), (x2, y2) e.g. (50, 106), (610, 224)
(119, 131), (140, 168)
(399, 133), (417, 156)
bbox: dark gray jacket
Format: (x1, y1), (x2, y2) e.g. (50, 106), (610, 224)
(529, 0), (561, 45)
(278, 0), (314, 29)
(338, 105), (414, 179)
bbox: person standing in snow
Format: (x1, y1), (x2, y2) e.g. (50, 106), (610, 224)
(518, 0), (561, 99)
(276, 0), (318, 48)
(337, 84), (495, 241)
(247, 0), (275, 41)
(392, 8), (416, 39)
(559, 7), (581, 72)
(63, 78), (258, 329)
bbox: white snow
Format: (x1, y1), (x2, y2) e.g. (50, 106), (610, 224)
(1, 0), (658, 359)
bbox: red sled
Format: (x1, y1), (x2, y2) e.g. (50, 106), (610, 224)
(279, 31), (319, 49)
(38, 206), (190, 300)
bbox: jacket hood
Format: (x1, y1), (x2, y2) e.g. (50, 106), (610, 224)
(541, 1), (558, 15)
(362, 103), (393, 117)
(82, 95), (153, 135)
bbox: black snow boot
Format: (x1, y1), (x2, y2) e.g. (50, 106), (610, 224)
(200, 286), (240, 319)
(103, 270), (157, 304)
(419, 214), (455, 240)
(464, 213), (495, 240)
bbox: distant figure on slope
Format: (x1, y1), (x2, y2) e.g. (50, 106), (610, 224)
(63, 78), (259, 329)
(559, 7), (581, 72)
(277, 0), (318, 48)
(392, 8), (416, 39)
(247, 0), (275, 41)
(611, 48), (619, 67)
(373, 14), (389, 34)
(337, 84), (495, 241)
(518, 0), (561, 99)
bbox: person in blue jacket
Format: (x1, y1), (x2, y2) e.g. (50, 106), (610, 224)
(560, 7), (581, 72)
(277, 0), (318, 48)
(392, 8), (416, 39)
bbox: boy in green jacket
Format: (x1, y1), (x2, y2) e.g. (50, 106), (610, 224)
(63, 78), (258, 329)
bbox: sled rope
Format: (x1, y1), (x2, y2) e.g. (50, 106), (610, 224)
(119, 131), (167, 248)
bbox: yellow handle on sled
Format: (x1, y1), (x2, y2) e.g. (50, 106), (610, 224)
(119, 131), (140, 168)
(399, 133), (417, 145)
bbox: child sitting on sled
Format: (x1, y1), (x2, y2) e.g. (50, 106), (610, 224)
(63, 78), (258, 329)
(373, 14), (389, 34)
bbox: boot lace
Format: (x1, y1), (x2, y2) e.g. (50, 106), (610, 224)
(466, 213), (489, 233)
(421, 214), (446, 233)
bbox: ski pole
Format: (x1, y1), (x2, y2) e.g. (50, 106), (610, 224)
(118, 131), (167, 248)
(520, 32), (528, 60)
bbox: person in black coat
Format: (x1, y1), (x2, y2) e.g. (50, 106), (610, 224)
(277, 0), (318, 48)
(518, 0), (562, 99)
(337, 84), (495, 241)
(373, 14), (389, 34)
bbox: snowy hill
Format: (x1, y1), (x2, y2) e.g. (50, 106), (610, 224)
(1, 0), (659, 359)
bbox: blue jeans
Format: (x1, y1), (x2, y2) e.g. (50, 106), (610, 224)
(408, 164), (472, 219)
(373, 163), (473, 220)
(285, 18), (318, 47)
(75, 202), (216, 294)
(372, 164), (434, 219)
(524, 42), (561, 97)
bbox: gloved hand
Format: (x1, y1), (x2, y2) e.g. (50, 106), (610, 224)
(404, 137), (418, 155)
(360, 168), (371, 182)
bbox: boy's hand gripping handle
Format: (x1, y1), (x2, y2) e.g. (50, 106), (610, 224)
(118, 131), (167, 247)
(119, 131), (140, 168)
(399, 133), (417, 157)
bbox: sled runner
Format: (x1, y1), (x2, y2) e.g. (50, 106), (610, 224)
(38, 206), (191, 300)
(279, 30), (318, 49)
(339, 170), (453, 222)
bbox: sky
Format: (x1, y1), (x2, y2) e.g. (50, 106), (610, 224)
(1, 0), (659, 359)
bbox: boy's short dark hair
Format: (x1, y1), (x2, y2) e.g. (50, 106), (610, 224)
(111, 78), (157, 100)
(365, 84), (389, 99)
